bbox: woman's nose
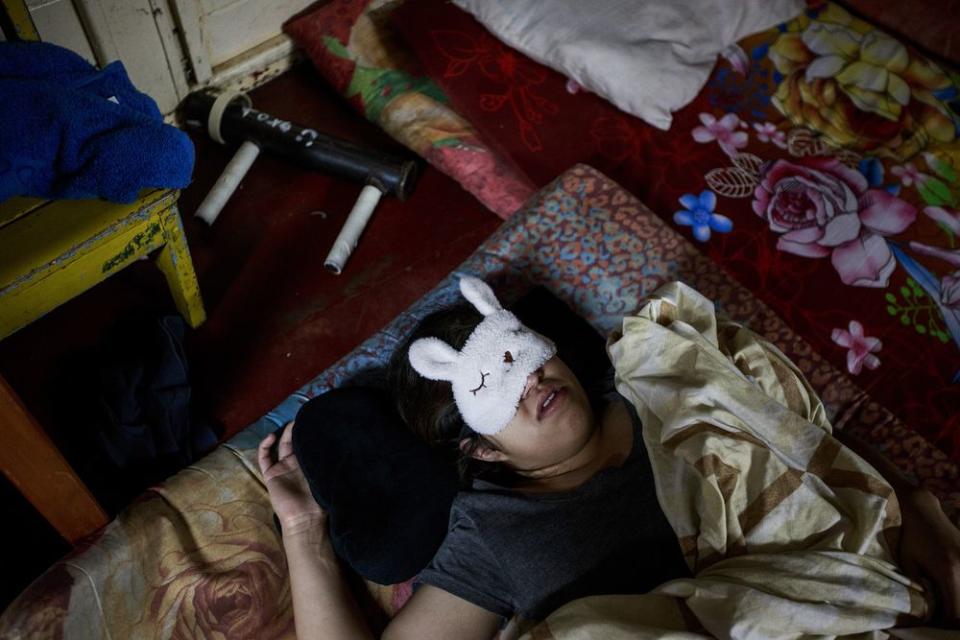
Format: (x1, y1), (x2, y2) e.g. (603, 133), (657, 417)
(521, 368), (543, 400)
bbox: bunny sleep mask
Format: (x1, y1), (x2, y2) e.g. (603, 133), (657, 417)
(408, 277), (557, 435)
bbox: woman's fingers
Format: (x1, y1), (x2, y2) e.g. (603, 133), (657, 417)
(258, 432), (277, 475)
(278, 421), (296, 459)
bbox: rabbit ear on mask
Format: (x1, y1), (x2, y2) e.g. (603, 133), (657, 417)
(459, 276), (502, 316)
(408, 337), (460, 381)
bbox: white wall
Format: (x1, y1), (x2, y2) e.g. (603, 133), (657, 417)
(25, 0), (304, 115)
(198, 0), (313, 67)
(26, 0), (96, 63)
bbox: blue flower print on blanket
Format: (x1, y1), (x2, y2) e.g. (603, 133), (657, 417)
(673, 190), (733, 242)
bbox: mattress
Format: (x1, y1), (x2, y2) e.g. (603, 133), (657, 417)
(1, 165), (954, 638)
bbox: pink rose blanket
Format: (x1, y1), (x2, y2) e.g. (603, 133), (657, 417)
(387, 0), (960, 463)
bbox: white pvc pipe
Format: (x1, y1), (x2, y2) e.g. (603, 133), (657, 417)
(194, 139), (260, 225)
(324, 184), (384, 275)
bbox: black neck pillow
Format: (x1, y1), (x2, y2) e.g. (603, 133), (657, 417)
(291, 286), (609, 585)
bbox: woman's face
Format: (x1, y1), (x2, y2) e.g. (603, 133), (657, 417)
(484, 356), (595, 472)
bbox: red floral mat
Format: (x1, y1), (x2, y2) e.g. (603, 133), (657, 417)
(283, 0), (535, 218)
(390, 0), (960, 462)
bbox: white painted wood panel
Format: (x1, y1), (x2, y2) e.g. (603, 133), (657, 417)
(20, 0), (309, 116)
(197, 0), (313, 67)
(28, 0), (96, 64)
(168, 0), (212, 85)
(73, 0), (188, 113)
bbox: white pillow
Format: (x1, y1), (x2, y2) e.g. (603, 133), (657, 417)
(453, 0), (804, 130)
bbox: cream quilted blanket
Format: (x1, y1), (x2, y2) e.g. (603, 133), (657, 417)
(522, 282), (943, 640)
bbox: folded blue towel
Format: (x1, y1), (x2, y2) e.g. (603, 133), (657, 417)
(0, 42), (194, 203)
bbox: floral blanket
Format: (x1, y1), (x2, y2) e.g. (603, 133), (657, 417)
(388, 0), (960, 462)
(283, 0), (536, 218)
(1, 166), (955, 639)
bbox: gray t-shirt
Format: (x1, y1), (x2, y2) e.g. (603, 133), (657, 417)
(416, 396), (690, 620)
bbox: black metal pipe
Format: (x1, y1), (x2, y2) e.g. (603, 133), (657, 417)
(178, 91), (418, 200)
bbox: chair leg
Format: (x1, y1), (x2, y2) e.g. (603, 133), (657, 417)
(156, 206), (206, 328)
(0, 375), (108, 544)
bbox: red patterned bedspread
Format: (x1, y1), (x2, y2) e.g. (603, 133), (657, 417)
(389, 0), (960, 462)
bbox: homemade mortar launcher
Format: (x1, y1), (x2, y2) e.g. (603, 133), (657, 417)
(179, 90), (419, 274)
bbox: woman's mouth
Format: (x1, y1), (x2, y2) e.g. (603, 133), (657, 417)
(537, 386), (566, 421)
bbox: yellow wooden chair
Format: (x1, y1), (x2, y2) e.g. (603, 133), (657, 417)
(0, 0), (206, 544)
(0, 190), (206, 544)
(0, 189), (205, 338)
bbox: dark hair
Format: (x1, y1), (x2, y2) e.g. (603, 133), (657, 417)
(387, 304), (521, 486)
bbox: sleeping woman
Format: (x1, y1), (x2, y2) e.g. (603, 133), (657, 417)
(258, 277), (960, 639)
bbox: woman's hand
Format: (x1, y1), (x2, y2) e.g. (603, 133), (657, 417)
(898, 489), (960, 627)
(258, 422), (326, 536)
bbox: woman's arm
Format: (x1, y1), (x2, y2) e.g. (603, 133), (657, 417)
(385, 585), (503, 640)
(259, 424), (372, 639)
(282, 515), (373, 639)
(835, 429), (960, 626)
(259, 424), (502, 640)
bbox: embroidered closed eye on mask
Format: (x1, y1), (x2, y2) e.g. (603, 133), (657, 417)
(408, 277), (557, 435)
